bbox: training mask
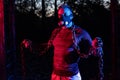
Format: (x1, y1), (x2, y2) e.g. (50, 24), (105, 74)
(58, 5), (73, 28)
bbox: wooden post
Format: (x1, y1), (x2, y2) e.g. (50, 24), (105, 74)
(110, 0), (118, 79)
(4, 0), (16, 79)
(0, 0), (6, 80)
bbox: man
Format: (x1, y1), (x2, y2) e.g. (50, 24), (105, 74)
(21, 4), (103, 80)
(46, 4), (103, 80)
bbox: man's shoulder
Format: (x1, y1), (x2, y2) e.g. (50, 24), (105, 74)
(51, 27), (61, 34)
(53, 27), (61, 31)
(74, 25), (84, 34)
(74, 25), (90, 35)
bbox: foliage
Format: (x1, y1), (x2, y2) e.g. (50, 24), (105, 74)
(14, 0), (112, 18)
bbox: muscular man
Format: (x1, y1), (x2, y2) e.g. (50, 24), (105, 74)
(20, 4), (103, 80)
(46, 4), (103, 80)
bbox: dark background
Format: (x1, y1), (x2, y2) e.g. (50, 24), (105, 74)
(3, 0), (120, 80)
(14, 7), (113, 80)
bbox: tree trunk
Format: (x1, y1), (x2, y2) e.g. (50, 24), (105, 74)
(110, 0), (119, 79)
(0, 0), (6, 80)
(4, 0), (17, 79)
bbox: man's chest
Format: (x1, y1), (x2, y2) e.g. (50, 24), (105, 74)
(53, 28), (73, 48)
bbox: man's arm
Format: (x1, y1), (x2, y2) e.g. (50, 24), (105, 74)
(76, 29), (92, 58)
(80, 36), (104, 80)
(77, 30), (103, 59)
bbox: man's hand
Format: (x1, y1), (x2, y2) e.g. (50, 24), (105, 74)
(21, 39), (32, 49)
(91, 37), (103, 56)
(92, 37), (103, 48)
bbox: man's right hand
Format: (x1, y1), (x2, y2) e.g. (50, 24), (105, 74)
(21, 39), (32, 49)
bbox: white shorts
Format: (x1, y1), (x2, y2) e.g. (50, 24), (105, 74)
(51, 71), (81, 80)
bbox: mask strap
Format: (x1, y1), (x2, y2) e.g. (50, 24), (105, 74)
(72, 25), (80, 54)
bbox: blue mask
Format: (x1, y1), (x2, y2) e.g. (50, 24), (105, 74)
(58, 6), (73, 28)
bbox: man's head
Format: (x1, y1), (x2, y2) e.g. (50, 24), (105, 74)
(58, 4), (73, 28)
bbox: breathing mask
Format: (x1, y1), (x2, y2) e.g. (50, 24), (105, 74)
(58, 5), (73, 28)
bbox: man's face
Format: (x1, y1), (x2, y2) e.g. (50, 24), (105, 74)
(58, 7), (73, 28)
